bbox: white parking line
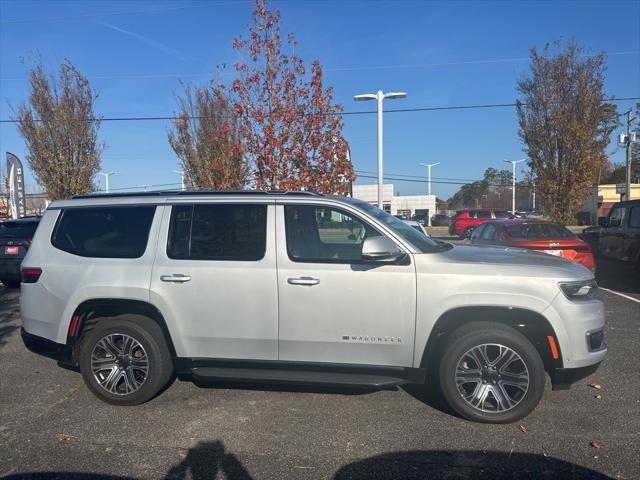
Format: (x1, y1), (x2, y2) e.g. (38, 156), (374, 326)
(600, 287), (640, 304)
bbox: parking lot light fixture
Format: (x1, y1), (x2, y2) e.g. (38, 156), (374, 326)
(354, 90), (407, 209)
(98, 171), (116, 193)
(418, 162), (440, 226)
(504, 159), (525, 215)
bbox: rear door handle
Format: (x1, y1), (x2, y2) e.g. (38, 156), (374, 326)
(160, 274), (191, 283)
(287, 276), (320, 286)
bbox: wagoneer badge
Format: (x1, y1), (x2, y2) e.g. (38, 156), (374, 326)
(342, 335), (402, 344)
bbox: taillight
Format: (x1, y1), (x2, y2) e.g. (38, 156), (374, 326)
(21, 267), (42, 283)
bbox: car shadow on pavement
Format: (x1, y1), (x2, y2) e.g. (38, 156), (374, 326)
(0, 286), (20, 348)
(332, 450), (613, 479)
(3, 446), (612, 479)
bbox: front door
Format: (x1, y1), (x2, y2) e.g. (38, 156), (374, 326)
(275, 203), (416, 367)
(150, 202), (278, 360)
(600, 205), (628, 260)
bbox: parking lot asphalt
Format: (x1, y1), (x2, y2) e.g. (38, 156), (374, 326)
(1, 285), (638, 480)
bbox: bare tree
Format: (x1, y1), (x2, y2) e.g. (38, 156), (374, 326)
(14, 59), (103, 200)
(168, 82), (247, 190)
(516, 40), (619, 224)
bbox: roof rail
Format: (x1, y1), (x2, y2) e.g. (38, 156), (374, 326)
(71, 190), (324, 200)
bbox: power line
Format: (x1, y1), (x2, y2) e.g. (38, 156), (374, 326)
(2, 96), (638, 123)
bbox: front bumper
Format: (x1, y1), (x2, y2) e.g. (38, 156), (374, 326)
(21, 328), (74, 365)
(551, 362), (602, 390)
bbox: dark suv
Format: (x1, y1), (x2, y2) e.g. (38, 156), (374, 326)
(449, 209), (514, 238)
(0, 217), (40, 288)
(583, 199), (640, 272)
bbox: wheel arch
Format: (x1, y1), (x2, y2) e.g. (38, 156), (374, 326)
(68, 299), (177, 359)
(420, 306), (563, 377)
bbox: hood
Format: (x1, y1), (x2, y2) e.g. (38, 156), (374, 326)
(425, 244), (593, 281)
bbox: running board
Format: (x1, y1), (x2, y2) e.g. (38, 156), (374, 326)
(190, 366), (407, 388)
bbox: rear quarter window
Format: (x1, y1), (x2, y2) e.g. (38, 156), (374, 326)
(51, 206), (156, 258)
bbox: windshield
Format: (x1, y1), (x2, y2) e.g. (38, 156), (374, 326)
(352, 200), (444, 252)
(505, 223), (575, 238)
(0, 221), (38, 239)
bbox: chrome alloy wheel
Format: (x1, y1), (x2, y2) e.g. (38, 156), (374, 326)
(455, 343), (529, 413)
(90, 333), (149, 395)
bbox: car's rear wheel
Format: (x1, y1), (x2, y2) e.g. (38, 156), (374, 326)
(78, 315), (173, 405)
(1, 279), (21, 289)
(439, 322), (545, 423)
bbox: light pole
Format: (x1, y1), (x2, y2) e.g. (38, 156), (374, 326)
(99, 171), (116, 193)
(174, 169), (186, 191)
(504, 159), (525, 215)
(418, 162), (440, 226)
(354, 90), (407, 209)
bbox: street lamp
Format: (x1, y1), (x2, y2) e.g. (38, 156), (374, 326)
(174, 169), (186, 191)
(418, 162), (440, 226)
(504, 159), (525, 215)
(98, 171), (116, 193)
(354, 90), (407, 209)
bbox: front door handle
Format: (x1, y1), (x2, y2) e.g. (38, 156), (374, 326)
(160, 274), (191, 283)
(287, 276), (320, 286)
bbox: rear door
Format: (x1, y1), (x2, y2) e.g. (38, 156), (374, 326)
(150, 201), (278, 360)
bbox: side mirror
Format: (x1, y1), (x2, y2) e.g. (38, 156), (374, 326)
(361, 236), (405, 262)
(597, 217), (608, 228)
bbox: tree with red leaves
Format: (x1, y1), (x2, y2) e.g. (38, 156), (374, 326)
(222, 0), (354, 193)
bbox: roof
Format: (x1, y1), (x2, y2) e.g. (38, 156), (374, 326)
(73, 190), (324, 200)
(484, 218), (560, 226)
(612, 199), (640, 207)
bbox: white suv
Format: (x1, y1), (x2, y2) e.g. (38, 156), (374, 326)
(20, 191), (606, 423)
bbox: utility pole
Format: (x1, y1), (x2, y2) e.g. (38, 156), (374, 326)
(98, 171), (116, 193)
(624, 110), (635, 201)
(504, 159), (525, 215)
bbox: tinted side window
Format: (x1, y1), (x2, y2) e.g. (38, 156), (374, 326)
(168, 204), (267, 261)
(471, 224), (484, 239)
(494, 211), (513, 219)
(477, 211), (491, 219)
(628, 206), (640, 228)
(609, 207), (627, 227)
(481, 224), (497, 240)
(285, 205), (381, 263)
(52, 206), (155, 258)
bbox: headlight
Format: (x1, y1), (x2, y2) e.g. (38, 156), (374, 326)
(558, 279), (598, 301)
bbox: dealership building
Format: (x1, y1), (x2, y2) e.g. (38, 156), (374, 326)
(351, 184), (437, 220)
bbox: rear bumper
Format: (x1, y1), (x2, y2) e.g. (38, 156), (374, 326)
(0, 258), (22, 279)
(551, 362), (602, 390)
(21, 328), (74, 365)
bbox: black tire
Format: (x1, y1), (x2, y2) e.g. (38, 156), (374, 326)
(78, 315), (173, 406)
(439, 322), (545, 424)
(1, 279), (21, 289)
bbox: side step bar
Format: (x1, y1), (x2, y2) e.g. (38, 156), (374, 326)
(190, 366), (408, 388)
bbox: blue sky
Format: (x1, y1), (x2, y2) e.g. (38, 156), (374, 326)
(1, 0), (638, 199)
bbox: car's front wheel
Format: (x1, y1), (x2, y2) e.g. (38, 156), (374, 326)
(78, 315), (173, 405)
(439, 322), (545, 423)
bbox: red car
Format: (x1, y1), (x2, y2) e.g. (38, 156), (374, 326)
(466, 219), (596, 270)
(448, 209), (514, 238)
